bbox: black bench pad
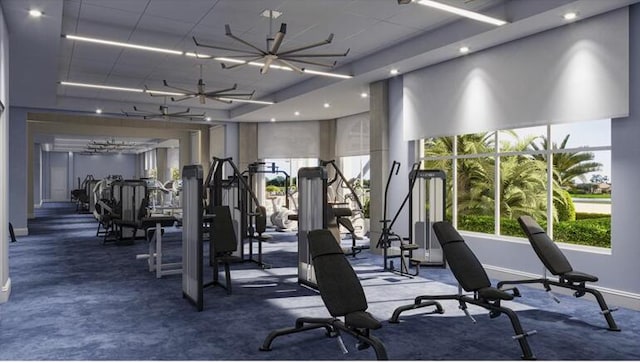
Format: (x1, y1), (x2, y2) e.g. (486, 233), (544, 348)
(478, 287), (514, 301)
(562, 271), (598, 283)
(345, 311), (382, 330)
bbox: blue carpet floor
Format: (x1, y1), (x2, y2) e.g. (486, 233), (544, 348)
(1, 202), (639, 360)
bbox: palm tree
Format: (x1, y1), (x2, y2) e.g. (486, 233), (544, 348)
(531, 134), (602, 188)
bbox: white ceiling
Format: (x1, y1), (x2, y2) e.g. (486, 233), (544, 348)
(2, 0), (638, 128)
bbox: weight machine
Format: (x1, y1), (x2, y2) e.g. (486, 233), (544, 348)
(321, 159), (368, 255)
(377, 161), (446, 277)
(205, 157), (269, 269)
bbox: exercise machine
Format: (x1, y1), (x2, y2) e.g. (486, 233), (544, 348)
(377, 161), (420, 276)
(182, 164), (205, 311)
(260, 229), (388, 360)
(497, 215), (619, 331)
(408, 169), (446, 267)
(297, 166), (328, 288)
(390, 222), (536, 360)
(377, 162), (446, 276)
(206, 157), (269, 269)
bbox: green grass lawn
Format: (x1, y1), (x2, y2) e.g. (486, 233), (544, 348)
(570, 193), (611, 199)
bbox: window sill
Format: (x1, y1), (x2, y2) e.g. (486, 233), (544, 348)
(459, 230), (612, 256)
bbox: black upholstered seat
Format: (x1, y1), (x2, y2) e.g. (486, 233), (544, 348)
(209, 205), (241, 295)
(308, 229), (381, 330)
(260, 229), (388, 360)
(391, 221), (536, 360)
(495, 215), (619, 331)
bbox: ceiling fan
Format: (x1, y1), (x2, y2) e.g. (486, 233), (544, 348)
(122, 98), (206, 121)
(146, 66), (255, 104)
(192, 19), (350, 75)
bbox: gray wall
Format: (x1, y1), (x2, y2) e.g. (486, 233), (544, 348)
(73, 153), (137, 182)
(387, 5), (640, 303)
(8, 107), (27, 233)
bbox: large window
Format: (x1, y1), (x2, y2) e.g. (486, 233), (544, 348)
(422, 120), (612, 248)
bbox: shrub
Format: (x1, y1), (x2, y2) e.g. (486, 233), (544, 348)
(576, 212), (610, 220)
(456, 214), (610, 248)
(555, 188), (576, 222)
(554, 218), (610, 248)
(266, 185), (281, 194)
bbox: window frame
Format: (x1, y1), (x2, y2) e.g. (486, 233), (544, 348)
(420, 122), (612, 248)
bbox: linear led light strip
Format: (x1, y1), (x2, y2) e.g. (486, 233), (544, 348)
(63, 34), (353, 79)
(59, 81), (275, 105)
(413, 0), (507, 26)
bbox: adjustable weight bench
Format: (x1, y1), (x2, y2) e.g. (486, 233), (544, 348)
(260, 229), (388, 360)
(496, 215), (619, 331)
(390, 221), (536, 360)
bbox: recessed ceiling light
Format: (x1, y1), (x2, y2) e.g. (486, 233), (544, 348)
(270, 118), (276, 122)
(563, 12), (578, 21)
(459, 46), (470, 54)
(360, 92), (369, 98)
(95, 108), (102, 114)
(390, 69), (399, 75)
(294, 111), (300, 116)
(205, 117), (212, 122)
(29, 9), (43, 17)
(323, 102), (330, 108)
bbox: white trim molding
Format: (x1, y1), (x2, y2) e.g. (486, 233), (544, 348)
(0, 277), (11, 303)
(13, 227), (28, 237)
(484, 264), (640, 311)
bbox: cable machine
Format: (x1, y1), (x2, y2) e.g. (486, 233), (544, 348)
(377, 161), (447, 276)
(205, 157), (269, 268)
(408, 169), (446, 267)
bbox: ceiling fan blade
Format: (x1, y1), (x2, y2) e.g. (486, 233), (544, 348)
(205, 84), (237, 95)
(214, 91), (255, 98)
(171, 95), (196, 102)
(199, 95), (206, 104)
(220, 56), (263, 70)
(284, 49), (350, 57)
(224, 24), (268, 55)
(277, 33), (335, 56)
(162, 80), (194, 94)
(209, 97), (233, 104)
(193, 36), (258, 55)
(277, 59), (304, 73)
(270, 24), (286, 54)
(281, 56), (337, 68)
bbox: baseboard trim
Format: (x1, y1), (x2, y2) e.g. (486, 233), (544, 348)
(13, 227), (28, 237)
(484, 264), (640, 311)
(0, 277), (11, 304)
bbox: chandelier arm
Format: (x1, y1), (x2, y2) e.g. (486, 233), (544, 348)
(277, 34), (334, 56)
(280, 57), (336, 68)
